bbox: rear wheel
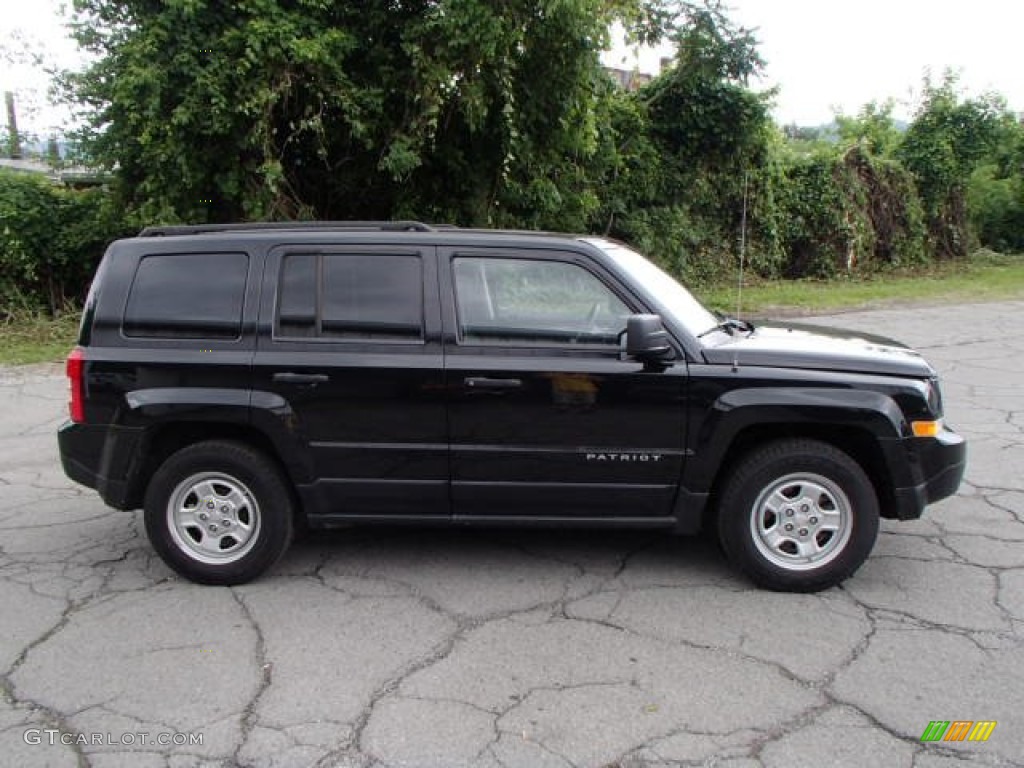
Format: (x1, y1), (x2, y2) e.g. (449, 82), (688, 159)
(717, 439), (879, 592)
(144, 440), (294, 585)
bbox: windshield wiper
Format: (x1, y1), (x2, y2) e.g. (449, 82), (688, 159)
(697, 316), (755, 339)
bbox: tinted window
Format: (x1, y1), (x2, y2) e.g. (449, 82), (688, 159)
(453, 257), (630, 346)
(277, 254), (317, 336)
(123, 253), (247, 339)
(276, 253), (423, 341)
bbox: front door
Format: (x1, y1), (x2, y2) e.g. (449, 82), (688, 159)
(440, 247), (688, 522)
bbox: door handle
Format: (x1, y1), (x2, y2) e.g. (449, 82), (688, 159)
(464, 376), (523, 390)
(273, 372), (329, 385)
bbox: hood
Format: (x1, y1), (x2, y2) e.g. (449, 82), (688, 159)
(700, 321), (934, 378)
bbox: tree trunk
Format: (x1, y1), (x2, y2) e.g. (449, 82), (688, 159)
(4, 92), (22, 159)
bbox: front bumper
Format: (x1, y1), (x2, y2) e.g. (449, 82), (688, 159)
(890, 425), (967, 520)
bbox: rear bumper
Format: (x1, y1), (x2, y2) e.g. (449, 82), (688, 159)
(891, 426), (967, 520)
(58, 421), (146, 510)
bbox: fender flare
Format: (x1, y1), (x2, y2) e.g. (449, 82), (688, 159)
(684, 386), (906, 494)
(123, 387), (315, 486)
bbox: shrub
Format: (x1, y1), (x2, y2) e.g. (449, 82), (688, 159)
(969, 164), (1024, 253)
(0, 171), (130, 316)
(774, 145), (926, 278)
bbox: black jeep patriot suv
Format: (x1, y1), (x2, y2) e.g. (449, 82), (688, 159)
(58, 222), (966, 591)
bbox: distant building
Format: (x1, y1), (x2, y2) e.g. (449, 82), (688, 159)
(0, 156), (110, 188)
(605, 57), (672, 91)
(0, 157), (50, 175)
(604, 67), (653, 91)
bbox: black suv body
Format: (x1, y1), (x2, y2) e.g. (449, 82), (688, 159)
(58, 222), (966, 590)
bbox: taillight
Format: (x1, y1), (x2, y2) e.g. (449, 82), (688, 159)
(66, 347), (85, 423)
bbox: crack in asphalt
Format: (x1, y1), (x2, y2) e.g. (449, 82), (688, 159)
(231, 587), (276, 767)
(2, 596), (94, 768)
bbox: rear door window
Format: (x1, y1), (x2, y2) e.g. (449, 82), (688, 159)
(276, 253), (424, 341)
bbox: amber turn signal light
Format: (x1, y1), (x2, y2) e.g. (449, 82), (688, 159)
(911, 420), (942, 438)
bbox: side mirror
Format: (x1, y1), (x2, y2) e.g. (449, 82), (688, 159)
(626, 314), (674, 362)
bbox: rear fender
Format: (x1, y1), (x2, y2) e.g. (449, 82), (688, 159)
(123, 386), (315, 491)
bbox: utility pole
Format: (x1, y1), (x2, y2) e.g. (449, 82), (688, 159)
(5, 91), (22, 159)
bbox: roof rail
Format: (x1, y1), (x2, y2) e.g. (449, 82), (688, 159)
(138, 221), (438, 237)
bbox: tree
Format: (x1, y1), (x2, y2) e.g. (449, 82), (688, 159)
(597, 0), (776, 282)
(897, 73), (1009, 258)
(834, 100), (903, 157)
(968, 114), (1024, 253)
(64, 0), (682, 225)
(644, 0), (769, 178)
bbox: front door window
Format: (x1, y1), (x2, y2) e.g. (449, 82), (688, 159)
(452, 257), (630, 347)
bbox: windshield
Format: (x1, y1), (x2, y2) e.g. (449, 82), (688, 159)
(584, 238), (718, 337)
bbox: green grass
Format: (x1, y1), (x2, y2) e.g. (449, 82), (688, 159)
(2, 253), (1022, 366)
(698, 251), (1024, 316)
(0, 310), (81, 366)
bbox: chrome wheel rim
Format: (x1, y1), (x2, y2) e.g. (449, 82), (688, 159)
(166, 472), (261, 565)
(749, 472), (852, 571)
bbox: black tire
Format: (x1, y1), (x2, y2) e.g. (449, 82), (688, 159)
(144, 440), (294, 585)
(717, 439), (879, 592)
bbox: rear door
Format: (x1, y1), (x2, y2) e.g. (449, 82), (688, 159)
(253, 244), (448, 521)
(440, 246), (688, 522)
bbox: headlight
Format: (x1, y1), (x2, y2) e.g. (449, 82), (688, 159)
(926, 376), (943, 418)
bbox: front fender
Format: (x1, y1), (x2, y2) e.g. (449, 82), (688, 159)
(684, 386), (905, 493)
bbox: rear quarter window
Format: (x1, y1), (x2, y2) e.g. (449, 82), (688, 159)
(123, 252), (248, 339)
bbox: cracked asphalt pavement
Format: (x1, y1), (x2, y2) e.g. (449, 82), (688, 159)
(1, 300), (1023, 768)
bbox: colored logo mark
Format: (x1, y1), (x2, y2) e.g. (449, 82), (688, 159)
(920, 721), (997, 742)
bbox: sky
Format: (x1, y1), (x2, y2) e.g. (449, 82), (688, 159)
(608, 0), (1024, 125)
(2, 0), (1023, 135)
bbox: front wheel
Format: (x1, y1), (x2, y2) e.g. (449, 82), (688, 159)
(144, 440), (294, 585)
(717, 439), (879, 592)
